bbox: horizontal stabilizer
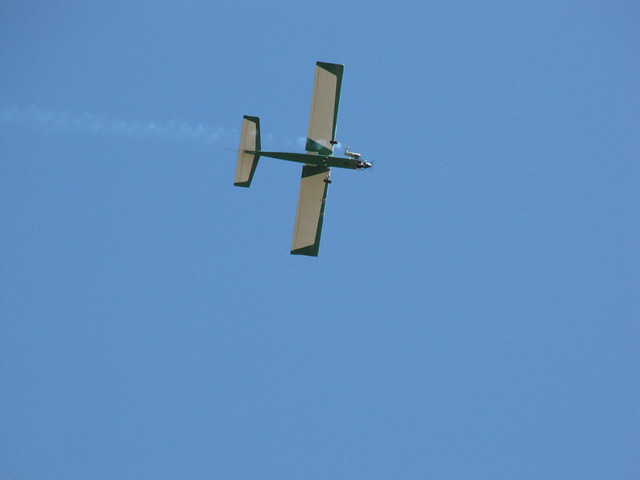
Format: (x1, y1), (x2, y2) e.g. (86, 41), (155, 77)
(234, 115), (261, 187)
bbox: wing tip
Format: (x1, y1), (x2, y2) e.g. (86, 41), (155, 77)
(316, 61), (344, 76)
(290, 245), (320, 257)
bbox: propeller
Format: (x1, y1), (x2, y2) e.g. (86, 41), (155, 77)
(361, 158), (375, 171)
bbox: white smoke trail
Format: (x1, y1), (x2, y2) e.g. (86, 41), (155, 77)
(0, 106), (229, 145)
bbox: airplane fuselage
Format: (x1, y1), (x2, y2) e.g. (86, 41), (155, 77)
(247, 150), (371, 170)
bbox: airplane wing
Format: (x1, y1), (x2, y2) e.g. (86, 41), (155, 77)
(291, 62), (343, 256)
(291, 165), (330, 256)
(305, 62), (344, 155)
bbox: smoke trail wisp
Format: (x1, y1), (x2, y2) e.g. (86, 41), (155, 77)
(0, 106), (229, 145)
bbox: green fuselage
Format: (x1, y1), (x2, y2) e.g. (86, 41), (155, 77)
(247, 150), (369, 170)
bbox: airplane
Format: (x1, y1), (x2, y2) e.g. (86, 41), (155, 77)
(234, 61), (371, 256)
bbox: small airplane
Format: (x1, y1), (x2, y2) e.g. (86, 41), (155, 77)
(234, 61), (371, 256)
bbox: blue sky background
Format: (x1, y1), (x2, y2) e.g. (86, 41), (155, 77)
(1, 1), (638, 478)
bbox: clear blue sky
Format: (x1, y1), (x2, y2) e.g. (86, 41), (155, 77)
(2, 1), (638, 478)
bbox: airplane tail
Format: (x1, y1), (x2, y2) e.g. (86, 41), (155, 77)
(234, 115), (261, 187)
